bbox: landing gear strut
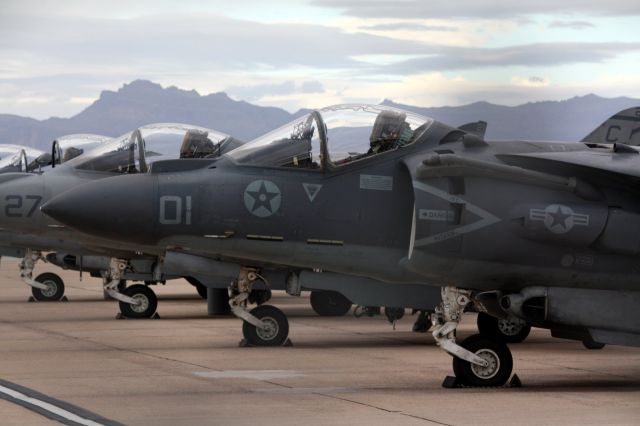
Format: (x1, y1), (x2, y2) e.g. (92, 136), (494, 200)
(432, 287), (513, 387)
(230, 267), (289, 346)
(20, 249), (66, 301)
(105, 258), (158, 319)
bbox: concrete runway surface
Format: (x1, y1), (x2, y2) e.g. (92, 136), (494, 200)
(0, 258), (638, 425)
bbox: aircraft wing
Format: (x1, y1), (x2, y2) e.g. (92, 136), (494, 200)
(496, 148), (640, 182)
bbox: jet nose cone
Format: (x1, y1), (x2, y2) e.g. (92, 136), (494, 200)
(42, 174), (157, 244)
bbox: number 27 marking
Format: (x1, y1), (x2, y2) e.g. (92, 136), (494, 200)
(5, 195), (42, 218)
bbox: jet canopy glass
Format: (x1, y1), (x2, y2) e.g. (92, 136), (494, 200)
(228, 104), (433, 169)
(66, 123), (232, 173)
(52, 134), (113, 167)
(0, 144), (46, 172)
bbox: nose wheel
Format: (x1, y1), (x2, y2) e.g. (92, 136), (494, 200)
(433, 287), (515, 387)
(242, 305), (289, 346)
(452, 334), (513, 387)
(31, 272), (65, 302)
(230, 267), (291, 346)
(118, 284), (158, 319)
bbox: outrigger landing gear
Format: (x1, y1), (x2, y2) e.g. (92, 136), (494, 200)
(230, 267), (289, 346)
(20, 249), (66, 301)
(432, 287), (513, 387)
(104, 258), (158, 319)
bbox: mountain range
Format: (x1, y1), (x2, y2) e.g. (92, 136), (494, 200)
(1, 80), (638, 150)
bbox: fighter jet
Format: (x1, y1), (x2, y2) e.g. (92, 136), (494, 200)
(0, 135), (112, 296)
(43, 104), (640, 386)
(0, 125), (241, 308)
(0, 124), (378, 324)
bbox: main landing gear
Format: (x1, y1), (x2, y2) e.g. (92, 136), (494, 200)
(20, 249), (66, 301)
(477, 312), (531, 343)
(104, 258), (158, 319)
(309, 290), (352, 316)
(230, 267), (289, 346)
(432, 287), (513, 387)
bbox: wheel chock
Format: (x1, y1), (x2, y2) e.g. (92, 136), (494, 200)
(115, 312), (161, 320)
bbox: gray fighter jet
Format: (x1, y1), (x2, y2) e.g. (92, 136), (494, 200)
(0, 125), (242, 307)
(43, 104), (640, 387)
(0, 135), (111, 298)
(0, 124), (378, 323)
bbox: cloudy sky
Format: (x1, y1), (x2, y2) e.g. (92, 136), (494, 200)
(1, 0), (640, 118)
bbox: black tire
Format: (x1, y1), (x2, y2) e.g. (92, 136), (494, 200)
(477, 312), (531, 343)
(384, 307), (405, 322)
(582, 339), (606, 350)
(452, 334), (513, 387)
(242, 305), (289, 346)
(118, 284), (158, 318)
(31, 273), (65, 301)
(310, 291), (352, 316)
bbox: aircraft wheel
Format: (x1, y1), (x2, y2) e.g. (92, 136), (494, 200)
(477, 312), (531, 343)
(119, 284), (158, 318)
(582, 339), (606, 350)
(452, 334), (513, 387)
(32, 273), (65, 301)
(384, 307), (405, 322)
(248, 289), (272, 306)
(242, 305), (289, 346)
(310, 290), (352, 316)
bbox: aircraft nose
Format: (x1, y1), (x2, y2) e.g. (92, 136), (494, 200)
(41, 174), (157, 245)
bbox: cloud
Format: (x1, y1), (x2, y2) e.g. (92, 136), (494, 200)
(358, 23), (457, 32)
(312, 0), (640, 19)
(548, 20), (595, 29)
(226, 80), (325, 101)
(511, 76), (550, 87)
(0, 13), (431, 76)
(382, 42), (640, 74)
(300, 81), (325, 93)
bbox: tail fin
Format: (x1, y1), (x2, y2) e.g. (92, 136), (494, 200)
(582, 107), (640, 145)
(458, 120), (487, 139)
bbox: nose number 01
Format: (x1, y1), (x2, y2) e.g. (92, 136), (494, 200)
(159, 195), (192, 225)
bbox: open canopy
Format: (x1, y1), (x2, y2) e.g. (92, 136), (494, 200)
(227, 104), (433, 170)
(66, 123), (234, 174)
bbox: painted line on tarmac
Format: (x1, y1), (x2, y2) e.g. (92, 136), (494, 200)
(0, 378), (123, 426)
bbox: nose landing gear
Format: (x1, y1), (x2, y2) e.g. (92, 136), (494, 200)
(432, 287), (514, 387)
(230, 267), (290, 346)
(105, 258), (158, 319)
(20, 249), (66, 302)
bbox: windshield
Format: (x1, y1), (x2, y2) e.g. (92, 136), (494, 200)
(67, 123), (231, 173)
(227, 104), (432, 169)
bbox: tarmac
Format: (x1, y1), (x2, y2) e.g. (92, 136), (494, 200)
(0, 258), (639, 425)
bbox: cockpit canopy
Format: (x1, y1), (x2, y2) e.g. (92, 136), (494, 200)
(0, 144), (45, 173)
(51, 134), (112, 168)
(65, 123), (236, 174)
(228, 104), (433, 169)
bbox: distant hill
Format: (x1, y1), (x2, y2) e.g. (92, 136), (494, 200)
(384, 95), (640, 142)
(0, 80), (638, 149)
(0, 80), (295, 149)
